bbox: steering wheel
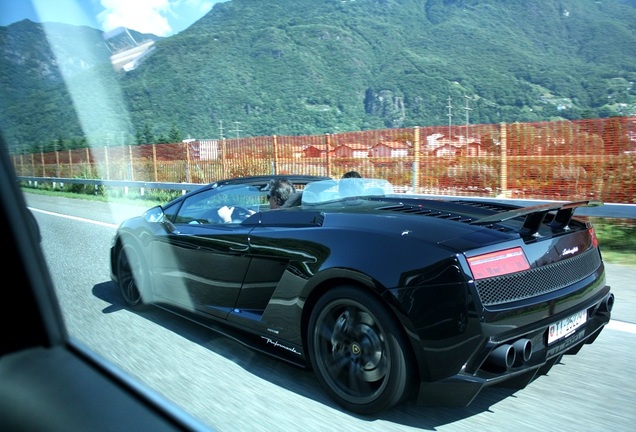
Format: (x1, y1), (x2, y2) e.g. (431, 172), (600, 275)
(231, 206), (254, 220)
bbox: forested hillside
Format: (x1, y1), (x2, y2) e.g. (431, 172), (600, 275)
(1, 0), (635, 152)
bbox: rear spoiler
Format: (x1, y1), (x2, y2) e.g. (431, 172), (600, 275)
(471, 200), (603, 236)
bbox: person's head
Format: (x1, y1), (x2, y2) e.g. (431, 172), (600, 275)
(267, 178), (295, 209)
(339, 171), (364, 197)
(342, 170), (361, 179)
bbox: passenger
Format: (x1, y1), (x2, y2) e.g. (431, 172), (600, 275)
(217, 177), (295, 222)
(342, 170), (361, 179)
(339, 171), (363, 197)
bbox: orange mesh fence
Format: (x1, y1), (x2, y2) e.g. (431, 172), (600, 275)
(12, 117), (636, 205)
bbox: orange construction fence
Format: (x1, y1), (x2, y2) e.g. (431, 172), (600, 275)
(12, 117), (636, 204)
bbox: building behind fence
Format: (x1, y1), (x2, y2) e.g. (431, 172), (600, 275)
(12, 117), (636, 204)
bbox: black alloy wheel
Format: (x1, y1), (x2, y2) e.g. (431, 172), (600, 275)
(116, 243), (146, 308)
(308, 286), (414, 415)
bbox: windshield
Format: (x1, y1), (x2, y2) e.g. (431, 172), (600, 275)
(302, 178), (394, 204)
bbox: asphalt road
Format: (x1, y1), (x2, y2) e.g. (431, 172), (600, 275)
(26, 192), (636, 432)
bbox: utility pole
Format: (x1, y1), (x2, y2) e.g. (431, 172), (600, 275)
(446, 95), (453, 140)
(218, 120), (224, 140)
(464, 95), (472, 146)
(233, 121), (242, 139)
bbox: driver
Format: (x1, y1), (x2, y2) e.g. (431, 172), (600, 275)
(217, 178), (295, 222)
(266, 178), (296, 209)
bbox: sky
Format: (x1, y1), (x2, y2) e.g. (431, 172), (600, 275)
(0, 0), (228, 37)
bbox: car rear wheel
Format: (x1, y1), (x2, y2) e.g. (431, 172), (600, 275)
(116, 242), (147, 309)
(307, 286), (414, 415)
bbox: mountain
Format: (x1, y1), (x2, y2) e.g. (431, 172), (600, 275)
(1, 0), (636, 152)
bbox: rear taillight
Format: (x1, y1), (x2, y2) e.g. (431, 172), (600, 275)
(589, 227), (599, 248)
(467, 247), (531, 280)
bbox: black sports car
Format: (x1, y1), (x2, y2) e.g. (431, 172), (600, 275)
(110, 174), (614, 415)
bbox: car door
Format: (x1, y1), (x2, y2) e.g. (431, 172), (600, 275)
(227, 209), (330, 333)
(150, 186), (261, 320)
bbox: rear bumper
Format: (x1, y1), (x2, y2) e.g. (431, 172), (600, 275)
(415, 289), (613, 407)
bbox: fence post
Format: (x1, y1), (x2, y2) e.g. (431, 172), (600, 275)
(499, 123), (508, 198)
(185, 142), (190, 183)
(128, 145), (134, 181)
(412, 126), (420, 193)
(272, 135), (278, 175)
(153, 143), (158, 182)
(222, 138), (227, 179)
(55, 148), (60, 177)
(325, 133), (331, 178)
(85, 148), (90, 176)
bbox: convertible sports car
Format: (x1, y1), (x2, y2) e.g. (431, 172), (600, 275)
(110, 174), (614, 415)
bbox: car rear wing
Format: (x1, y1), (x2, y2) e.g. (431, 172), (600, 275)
(470, 200), (603, 236)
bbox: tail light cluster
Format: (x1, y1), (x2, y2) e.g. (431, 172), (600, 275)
(588, 227), (599, 248)
(467, 247), (531, 280)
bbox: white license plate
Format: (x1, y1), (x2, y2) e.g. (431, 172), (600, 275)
(548, 309), (587, 345)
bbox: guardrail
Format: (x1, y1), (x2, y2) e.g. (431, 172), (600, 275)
(19, 175), (202, 192)
(18, 176), (636, 219)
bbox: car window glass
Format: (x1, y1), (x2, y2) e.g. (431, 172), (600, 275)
(175, 185), (263, 224)
(174, 189), (218, 224)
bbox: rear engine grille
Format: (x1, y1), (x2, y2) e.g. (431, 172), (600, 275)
(379, 204), (473, 223)
(378, 203), (513, 232)
(475, 248), (602, 307)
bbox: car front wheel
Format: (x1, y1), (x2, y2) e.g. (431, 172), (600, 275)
(307, 286), (414, 415)
(116, 242), (147, 309)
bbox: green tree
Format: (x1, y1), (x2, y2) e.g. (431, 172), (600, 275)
(168, 124), (182, 143)
(137, 123), (154, 145)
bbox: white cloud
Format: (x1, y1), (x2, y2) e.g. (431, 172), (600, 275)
(98, 0), (173, 36)
(97, 0), (223, 37)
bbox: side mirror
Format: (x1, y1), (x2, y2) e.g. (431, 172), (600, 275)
(143, 206), (165, 223)
(144, 206), (179, 234)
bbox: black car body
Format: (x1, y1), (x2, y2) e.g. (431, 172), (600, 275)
(110, 174), (614, 414)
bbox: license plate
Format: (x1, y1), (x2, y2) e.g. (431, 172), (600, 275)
(548, 310), (587, 345)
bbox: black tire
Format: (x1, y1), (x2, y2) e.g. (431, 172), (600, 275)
(116, 242), (147, 309)
(307, 286), (414, 415)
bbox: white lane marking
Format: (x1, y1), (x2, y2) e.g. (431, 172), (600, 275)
(607, 320), (636, 334)
(29, 207), (118, 229)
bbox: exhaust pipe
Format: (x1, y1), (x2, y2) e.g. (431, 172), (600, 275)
(512, 339), (533, 366)
(599, 293), (615, 313)
(488, 344), (516, 369)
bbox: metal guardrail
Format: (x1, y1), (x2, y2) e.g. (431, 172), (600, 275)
(19, 176), (203, 192)
(18, 176), (636, 219)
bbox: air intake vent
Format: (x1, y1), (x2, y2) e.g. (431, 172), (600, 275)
(379, 204), (474, 223)
(450, 200), (516, 213)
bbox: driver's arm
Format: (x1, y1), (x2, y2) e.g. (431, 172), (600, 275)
(217, 205), (256, 223)
(217, 205), (234, 223)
